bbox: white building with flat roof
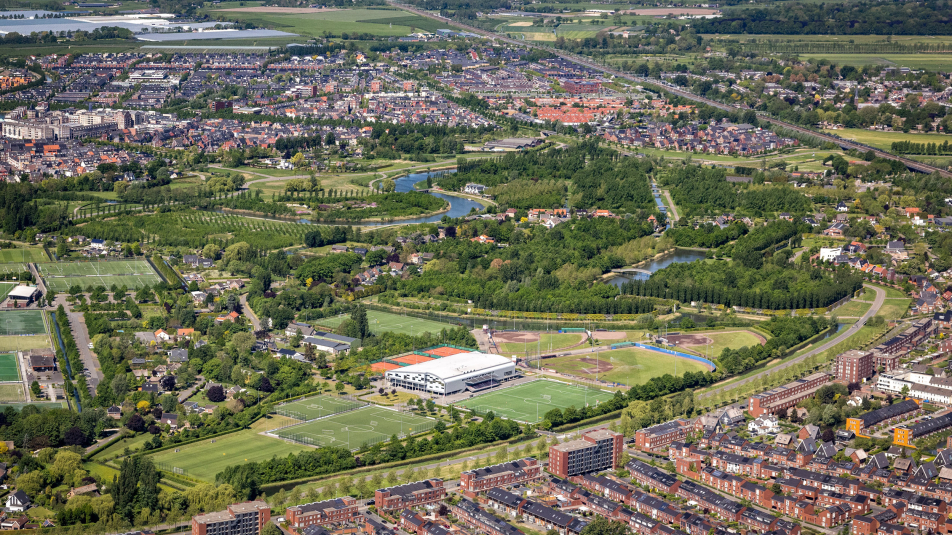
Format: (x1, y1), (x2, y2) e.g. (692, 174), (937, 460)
(385, 352), (516, 395)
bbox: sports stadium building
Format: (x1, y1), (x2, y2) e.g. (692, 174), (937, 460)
(385, 352), (517, 395)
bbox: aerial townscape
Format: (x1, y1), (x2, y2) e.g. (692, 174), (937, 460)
(2, 3), (952, 535)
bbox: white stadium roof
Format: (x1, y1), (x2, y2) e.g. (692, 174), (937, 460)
(388, 352), (512, 381)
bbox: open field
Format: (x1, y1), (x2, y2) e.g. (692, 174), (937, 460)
(804, 54), (952, 71)
(830, 300), (872, 318)
(822, 128), (952, 151)
(0, 353), (19, 382)
(0, 248), (47, 263)
(218, 6), (341, 12)
(877, 299), (911, 321)
(867, 284), (908, 299)
(150, 428), (312, 481)
(274, 405), (435, 449)
(315, 310), (452, 336)
(273, 395), (364, 421)
(37, 260), (162, 291)
(544, 346), (710, 386)
(701, 330), (767, 355)
(455, 380), (614, 423)
(0, 284), (15, 302)
(0, 335), (49, 352)
(0, 311), (46, 335)
(0, 384), (23, 401)
(208, 7), (445, 37)
(496, 332), (585, 357)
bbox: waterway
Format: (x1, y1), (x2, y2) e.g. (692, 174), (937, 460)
(605, 248), (708, 287)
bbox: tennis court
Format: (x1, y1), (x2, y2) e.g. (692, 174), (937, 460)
(0, 353), (20, 382)
(36, 260), (163, 291)
(274, 405), (435, 450)
(392, 354), (434, 365)
(0, 311), (47, 335)
(370, 362), (401, 372)
(273, 394), (365, 421)
(0, 248), (48, 264)
(455, 380), (615, 423)
(316, 310), (451, 336)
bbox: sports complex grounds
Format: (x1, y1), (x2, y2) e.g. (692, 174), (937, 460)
(36, 259), (163, 291)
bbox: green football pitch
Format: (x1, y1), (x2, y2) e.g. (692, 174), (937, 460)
(273, 395), (365, 421)
(0, 353), (20, 382)
(0, 248), (48, 264)
(0, 311), (47, 335)
(315, 310), (452, 336)
(36, 260), (163, 291)
(274, 406), (435, 450)
(455, 380), (615, 423)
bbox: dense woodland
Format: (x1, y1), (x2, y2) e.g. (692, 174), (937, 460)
(661, 165), (812, 216)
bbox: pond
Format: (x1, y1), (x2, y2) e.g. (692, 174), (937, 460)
(605, 248), (709, 288)
(371, 169), (484, 226)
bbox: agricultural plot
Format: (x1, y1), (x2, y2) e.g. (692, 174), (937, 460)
(821, 128), (952, 152)
(273, 395), (364, 421)
(273, 406), (435, 449)
(150, 428), (312, 481)
(36, 260), (163, 292)
(316, 310), (451, 336)
(0, 248), (48, 264)
(455, 380), (614, 423)
(0, 311), (46, 335)
(544, 347), (711, 386)
(208, 7), (421, 37)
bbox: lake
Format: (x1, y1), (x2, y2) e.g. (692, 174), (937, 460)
(606, 248), (708, 287)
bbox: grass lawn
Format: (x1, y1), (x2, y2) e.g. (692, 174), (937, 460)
(0, 248), (48, 263)
(497, 333), (585, 357)
(877, 299), (911, 321)
(0, 384), (23, 401)
(231, 166), (305, 177)
(208, 7), (421, 38)
(93, 432), (155, 460)
(150, 428), (312, 481)
(26, 506), (54, 522)
(830, 300), (872, 318)
(315, 310), (453, 336)
(367, 392), (419, 405)
(822, 128), (952, 151)
(83, 461), (120, 481)
(544, 346), (710, 386)
(703, 330), (766, 355)
(0, 335), (50, 352)
(456, 380), (614, 423)
(867, 284), (908, 299)
(0, 311), (46, 335)
(803, 54), (952, 71)
(274, 405), (436, 449)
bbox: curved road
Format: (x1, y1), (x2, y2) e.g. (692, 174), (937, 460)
(698, 283), (886, 399)
(390, 1), (950, 178)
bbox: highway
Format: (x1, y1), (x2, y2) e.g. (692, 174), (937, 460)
(390, 2), (951, 178)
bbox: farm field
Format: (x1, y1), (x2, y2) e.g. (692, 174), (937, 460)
(315, 310), (452, 336)
(273, 405), (435, 450)
(0, 353), (19, 382)
(496, 332), (585, 357)
(273, 395), (364, 421)
(544, 346), (710, 386)
(803, 54), (952, 71)
(455, 380), (614, 423)
(0, 311), (46, 335)
(207, 7), (447, 37)
(0, 335), (50, 352)
(150, 428), (312, 481)
(36, 260), (163, 291)
(821, 128), (952, 151)
(0, 248), (48, 263)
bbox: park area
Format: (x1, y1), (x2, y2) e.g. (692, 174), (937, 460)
(36, 260), (163, 292)
(0, 311), (47, 335)
(273, 395), (365, 421)
(316, 310), (452, 336)
(273, 406), (435, 449)
(455, 380), (614, 423)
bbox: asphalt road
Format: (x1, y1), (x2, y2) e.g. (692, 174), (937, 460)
(66, 310), (102, 393)
(698, 284), (886, 399)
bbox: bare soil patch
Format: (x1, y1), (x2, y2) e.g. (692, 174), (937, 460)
(621, 8), (719, 15)
(578, 358), (613, 373)
(667, 334), (713, 347)
(494, 331), (540, 343)
(592, 331), (626, 340)
(216, 6), (341, 13)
